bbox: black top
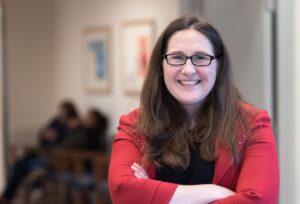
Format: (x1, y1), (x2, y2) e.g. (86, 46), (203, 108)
(39, 118), (67, 148)
(156, 149), (215, 185)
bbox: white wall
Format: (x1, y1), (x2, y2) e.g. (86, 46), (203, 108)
(5, 0), (55, 145)
(5, 0), (180, 144)
(277, 0), (297, 203)
(201, 0), (273, 113)
(179, 0), (204, 15)
(295, 0), (300, 203)
(277, 0), (300, 203)
(51, 0), (180, 135)
(0, 0), (5, 192)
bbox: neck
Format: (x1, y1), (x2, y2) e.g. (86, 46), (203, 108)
(183, 103), (201, 129)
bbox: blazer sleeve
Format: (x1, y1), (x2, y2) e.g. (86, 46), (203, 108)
(108, 112), (178, 204)
(213, 110), (280, 204)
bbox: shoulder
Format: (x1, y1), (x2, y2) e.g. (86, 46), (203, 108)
(239, 103), (273, 144)
(117, 109), (140, 136)
(240, 102), (262, 114)
(240, 102), (270, 123)
(115, 108), (143, 144)
(118, 109), (140, 128)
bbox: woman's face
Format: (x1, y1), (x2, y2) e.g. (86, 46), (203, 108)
(59, 107), (69, 123)
(83, 113), (96, 128)
(163, 28), (218, 115)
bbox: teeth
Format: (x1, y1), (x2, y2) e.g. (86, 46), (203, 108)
(179, 80), (200, 86)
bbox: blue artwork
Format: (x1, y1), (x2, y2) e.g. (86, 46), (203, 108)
(88, 40), (106, 80)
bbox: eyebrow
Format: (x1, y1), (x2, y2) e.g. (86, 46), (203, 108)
(167, 51), (214, 56)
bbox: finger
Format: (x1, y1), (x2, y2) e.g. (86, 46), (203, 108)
(131, 164), (143, 175)
(131, 164), (139, 172)
(132, 166), (145, 178)
(132, 163), (147, 174)
(136, 171), (146, 178)
(134, 172), (142, 179)
(131, 165), (148, 178)
(132, 162), (143, 170)
(131, 164), (145, 175)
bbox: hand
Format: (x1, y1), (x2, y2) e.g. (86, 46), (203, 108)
(42, 129), (58, 141)
(213, 184), (236, 198)
(68, 118), (80, 129)
(131, 162), (149, 179)
(170, 184), (235, 204)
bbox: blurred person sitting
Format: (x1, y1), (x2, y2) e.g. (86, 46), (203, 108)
(39, 100), (79, 147)
(58, 108), (108, 151)
(83, 109), (108, 152)
(0, 100), (79, 204)
(55, 109), (109, 203)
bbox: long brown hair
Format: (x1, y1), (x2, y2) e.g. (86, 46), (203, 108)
(137, 15), (249, 169)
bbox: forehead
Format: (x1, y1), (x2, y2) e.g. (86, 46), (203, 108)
(167, 28), (214, 54)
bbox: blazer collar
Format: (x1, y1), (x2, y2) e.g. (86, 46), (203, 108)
(146, 143), (235, 182)
(212, 143), (234, 184)
(144, 130), (247, 183)
(212, 128), (248, 184)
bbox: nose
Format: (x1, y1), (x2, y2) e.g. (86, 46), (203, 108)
(182, 58), (196, 75)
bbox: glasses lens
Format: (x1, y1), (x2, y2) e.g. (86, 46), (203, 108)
(192, 55), (211, 66)
(167, 54), (186, 65)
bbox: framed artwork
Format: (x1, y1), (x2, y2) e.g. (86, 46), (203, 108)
(122, 20), (154, 94)
(82, 27), (111, 93)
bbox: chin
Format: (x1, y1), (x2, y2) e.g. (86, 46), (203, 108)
(178, 95), (203, 103)
(179, 99), (203, 107)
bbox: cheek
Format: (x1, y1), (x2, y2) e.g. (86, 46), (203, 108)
(163, 63), (175, 85)
(196, 68), (216, 83)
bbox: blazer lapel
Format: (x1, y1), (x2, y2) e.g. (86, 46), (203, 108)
(212, 143), (234, 184)
(212, 127), (247, 184)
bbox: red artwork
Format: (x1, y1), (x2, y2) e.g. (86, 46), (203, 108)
(137, 36), (148, 78)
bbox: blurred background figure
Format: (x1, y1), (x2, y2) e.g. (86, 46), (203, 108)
(54, 109), (109, 204)
(82, 109), (108, 152)
(39, 101), (79, 147)
(0, 101), (109, 204)
(58, 108), (108, 151)
(0, 100), (79, 204)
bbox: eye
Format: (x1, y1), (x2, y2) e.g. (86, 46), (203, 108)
(192, 55), (208, 60)
(169, 55), (186, 60)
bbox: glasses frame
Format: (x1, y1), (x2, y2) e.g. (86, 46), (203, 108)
(163, 53), (217, 67)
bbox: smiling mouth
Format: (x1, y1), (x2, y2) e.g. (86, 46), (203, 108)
(178, 80), (201, 86)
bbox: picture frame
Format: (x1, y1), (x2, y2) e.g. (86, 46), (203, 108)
(122, 20), (155, 95)
(82, 27), (111, 93)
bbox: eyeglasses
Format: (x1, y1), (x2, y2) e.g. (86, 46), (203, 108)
(163, 53), (218, 66)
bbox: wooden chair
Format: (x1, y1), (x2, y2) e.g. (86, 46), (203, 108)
(51, 149), (110, 204)
(8, 145), (111, 204)
(7, 145), (53, 204)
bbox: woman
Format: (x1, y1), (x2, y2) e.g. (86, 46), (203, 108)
(108, 15), (279, 204)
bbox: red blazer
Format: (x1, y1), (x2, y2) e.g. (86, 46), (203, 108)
(108, 105), (279, 204)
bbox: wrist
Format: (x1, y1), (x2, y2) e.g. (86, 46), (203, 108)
(211, 184), (235, 199)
